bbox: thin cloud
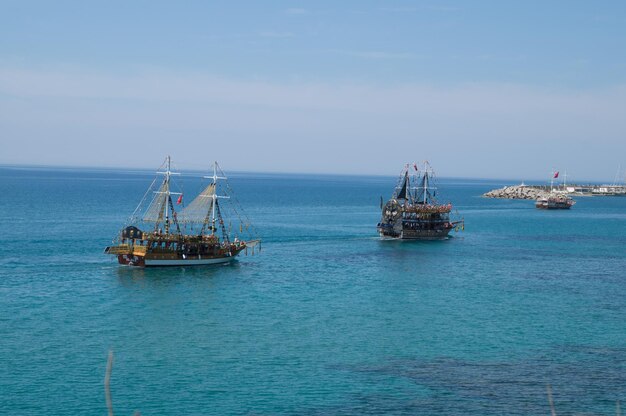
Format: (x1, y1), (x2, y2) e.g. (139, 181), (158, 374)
(426, 5), (460, 12)
(1, 66), (626, 178)
(3, 66), (626, 115)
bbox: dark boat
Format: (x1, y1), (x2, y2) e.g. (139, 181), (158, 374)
(535, 193), (575, 209)
(535, 170), (575, 209)
(377, 162), (463, 240)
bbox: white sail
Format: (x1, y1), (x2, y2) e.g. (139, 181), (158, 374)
(179, 183), (216, 224)
(142, 181), (169, 223)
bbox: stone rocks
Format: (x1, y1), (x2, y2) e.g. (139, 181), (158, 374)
(483, 185), (548, 200)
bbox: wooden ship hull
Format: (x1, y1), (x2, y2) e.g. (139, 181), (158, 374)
(535, 197), (575, 209)
(119, 256), (237, 267)
(105, 240), (247, 267)
(377, 222), (457, 240)
(535, 202), (573, 209)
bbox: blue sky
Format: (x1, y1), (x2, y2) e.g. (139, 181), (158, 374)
(1, 1), (626, 180)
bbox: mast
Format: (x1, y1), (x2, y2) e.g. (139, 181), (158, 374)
(413, 162), (438, 205)
(210, 162), (218, 234)
(204, 161), (228, 235)
(159, 156), (175, 234)
(165, 156), (170, 233)
(406, 171), (410, 204)
(152, 155), (181, 234)
(612, 165), (621, 186)
(179, 162), (231, 236)
(410, 163), (420, 203)
(423, 169), (428, 204)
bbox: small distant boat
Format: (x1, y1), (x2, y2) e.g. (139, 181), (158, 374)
(105, 156), (260, 267)
(377, 162), (463, 240)
(535, 169), (575, 209)
(535, 193), (575, 209)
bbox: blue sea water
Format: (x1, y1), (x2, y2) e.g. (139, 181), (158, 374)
(0, 166), (625, 415)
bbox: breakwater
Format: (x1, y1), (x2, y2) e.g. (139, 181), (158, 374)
(483, 185), (549, 200)
(484, 183), (626, 199)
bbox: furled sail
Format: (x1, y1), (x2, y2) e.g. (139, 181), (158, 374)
(143, 181), (170, 223)
(179, 183), (216, 223)
(396, 173), (409, 200)
(416, 173), (430, 204)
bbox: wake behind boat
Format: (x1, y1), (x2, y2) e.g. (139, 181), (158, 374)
(377, 162), (463, 240)
(105, 156), (260, 267)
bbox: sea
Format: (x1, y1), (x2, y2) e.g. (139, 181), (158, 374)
(0, 166), (625, 415)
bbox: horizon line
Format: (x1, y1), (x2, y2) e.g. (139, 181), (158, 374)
(0, 162), (617, 185)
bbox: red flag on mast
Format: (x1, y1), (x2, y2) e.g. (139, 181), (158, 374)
(553, 171), (559, 179)
(177, 194), (183, 204)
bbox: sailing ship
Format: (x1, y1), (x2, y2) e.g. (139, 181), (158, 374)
(377, 162), (463, 240)
(105, 156), (260, 267)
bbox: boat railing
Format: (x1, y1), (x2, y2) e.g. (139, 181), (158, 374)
(144, 233), (184, 242)
(404, 204), (452, 214)
(141, 233), (220, 243)
(132, 246), (148, 255)
(105, 244), (131, 255)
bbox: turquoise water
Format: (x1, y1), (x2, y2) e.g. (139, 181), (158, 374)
(1, 166), (625, 415)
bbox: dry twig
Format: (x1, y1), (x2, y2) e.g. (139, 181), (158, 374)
(546, 384), (557, 416)
(105, 350), (114, 416)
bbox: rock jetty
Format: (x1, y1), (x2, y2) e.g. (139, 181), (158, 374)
(483, 185), (548, 200)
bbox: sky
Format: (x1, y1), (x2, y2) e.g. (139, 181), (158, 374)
(1, 1), (626, 181)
